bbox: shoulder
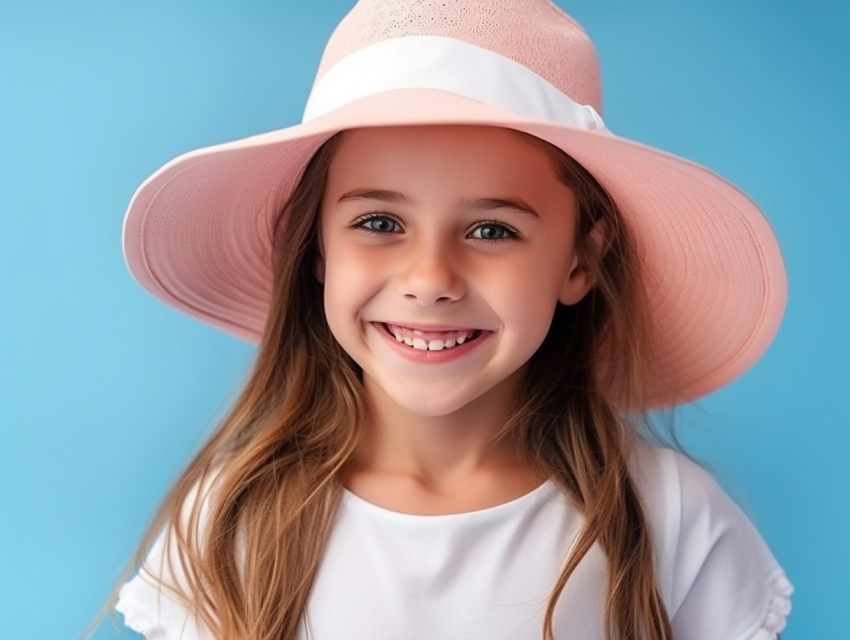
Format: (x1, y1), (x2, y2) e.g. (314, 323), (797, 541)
(628, 442), (792, 640)
(116, 468), (223, 640)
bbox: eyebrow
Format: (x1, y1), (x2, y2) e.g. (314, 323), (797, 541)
(337, 189), (410, 204)
(336, 189), (540, 218)
(467, 197), (540, 218)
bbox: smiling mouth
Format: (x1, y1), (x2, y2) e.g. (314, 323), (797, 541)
(379, 323), (484, 352)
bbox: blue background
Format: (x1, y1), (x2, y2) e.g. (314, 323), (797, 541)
(1, 1), (847, 637)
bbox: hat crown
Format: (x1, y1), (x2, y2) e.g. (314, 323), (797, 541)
(315, 0), (602, 113)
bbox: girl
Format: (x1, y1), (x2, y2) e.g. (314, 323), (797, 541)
(113, 1), (792, 638)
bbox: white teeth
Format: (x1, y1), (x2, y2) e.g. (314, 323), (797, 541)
(384, 324), (477, 351)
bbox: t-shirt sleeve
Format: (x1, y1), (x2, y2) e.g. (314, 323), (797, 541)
(661, 450), (792, 639)
(115, 528), (212, 640)
(116, 474), (219, 640)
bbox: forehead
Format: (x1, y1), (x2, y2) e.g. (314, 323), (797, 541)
(326, 125), (564, 194)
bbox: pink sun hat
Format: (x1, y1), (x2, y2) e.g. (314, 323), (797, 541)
(122, 0), (787, 409)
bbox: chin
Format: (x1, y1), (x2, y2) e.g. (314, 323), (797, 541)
(378, 381), (498, 420)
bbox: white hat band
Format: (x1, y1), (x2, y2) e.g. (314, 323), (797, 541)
(302, 35), (607, 131)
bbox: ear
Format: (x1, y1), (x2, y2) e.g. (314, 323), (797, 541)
(558, 219), (607, 306)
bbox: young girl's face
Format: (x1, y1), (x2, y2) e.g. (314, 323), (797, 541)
(317, 125), (592, 420)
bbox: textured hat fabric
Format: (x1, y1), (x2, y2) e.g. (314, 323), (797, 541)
(122, 0), (787, 409)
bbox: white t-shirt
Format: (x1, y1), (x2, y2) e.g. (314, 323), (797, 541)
(116, 444), (792, 639)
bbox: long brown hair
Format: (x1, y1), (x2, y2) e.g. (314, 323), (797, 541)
(110, 127), (672, 639)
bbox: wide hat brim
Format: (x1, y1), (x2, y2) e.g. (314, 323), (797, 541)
(123, 89), (786, 409)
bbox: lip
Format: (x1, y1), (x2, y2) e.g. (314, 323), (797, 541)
(378, 321), (483, 332)
(370, 321), (492, 364)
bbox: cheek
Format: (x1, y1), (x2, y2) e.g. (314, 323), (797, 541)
(321, 241), (385, 322)
(497, 247), (569, 301)
(489, 245), (572, 335)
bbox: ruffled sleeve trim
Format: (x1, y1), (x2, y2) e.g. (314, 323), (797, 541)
(116, 469), (223, 639)
(115, 566), (213, 640)
(115, 571), (169, 639)
(748, 572), (793, 639)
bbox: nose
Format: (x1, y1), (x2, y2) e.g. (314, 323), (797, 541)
(396, 239), (465, 305)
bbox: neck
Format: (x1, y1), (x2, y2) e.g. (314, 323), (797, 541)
(347, 367), (545, 513)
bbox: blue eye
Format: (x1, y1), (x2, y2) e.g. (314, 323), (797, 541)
(468, 222), (518, 242)
(353, 214), (402, 234)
